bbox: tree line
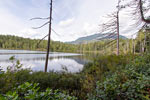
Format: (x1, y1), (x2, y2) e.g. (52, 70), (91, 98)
(0, 35), (77, 52)
(0, 31), (150, 54)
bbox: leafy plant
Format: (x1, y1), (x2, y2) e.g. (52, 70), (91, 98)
(0, 82), (77, 100)
(88, 53), (150, 100)
(0, 66), (4, 75)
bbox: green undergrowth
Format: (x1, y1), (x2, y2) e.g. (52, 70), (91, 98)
(0, 82), (77, 100)
(88, 53), (150, 100)
(1, 53), (149, 100)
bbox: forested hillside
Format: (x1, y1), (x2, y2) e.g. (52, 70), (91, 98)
(0, 35), (77, 52)
(0, 35), (129, 54)
(67, 33), (127, 44)
(0, 31), (150, 54)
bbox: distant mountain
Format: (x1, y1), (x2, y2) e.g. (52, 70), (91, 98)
(67, 33), (127, 44)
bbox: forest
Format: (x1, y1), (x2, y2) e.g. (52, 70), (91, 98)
(0, 28), (150, 100)
(0, 28), (150, 55)
(0, 35), (77, 52)
(0, 0), (150, 100)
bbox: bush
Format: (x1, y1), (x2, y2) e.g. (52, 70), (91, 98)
(88, 53), (150, 100)
(0, 54), (144, 100)
(0, 58), (82, 99)
(0, 70), (82, 98)
(0, 82), (77, 100)
(79, 54), (135, 99)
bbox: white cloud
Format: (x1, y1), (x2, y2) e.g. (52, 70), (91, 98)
(0, 0), (141, 42)
(0, 8), (42, 39)
(0, 8), (23, 35)
(19, 28), (38, 38)
(0, 2), (48, 39)
(53, 0), (118, 42)
(82, 23), (99, 35)
(59, 18), (75, 27)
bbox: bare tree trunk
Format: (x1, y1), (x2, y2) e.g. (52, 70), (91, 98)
(134, 40), (135, 54)
(149, 37), (150, 51)
(139, 0), (150, 24)
(140, 41), (142, 53)
(117, 13), (119, 55)
(132, 38), (135, 54)
(142, 42), (144, 53)
(117, 0), (120, 55)
(144, 31), (146, 52)
(127, 40), (129, 53)
(45, 0), (53, 72)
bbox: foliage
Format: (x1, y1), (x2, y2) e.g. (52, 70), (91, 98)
(0, 56), (82, 99)
(0, 66), (4, 76)
(0, 28), (149, 54)
(135, 29), (150, 53)
(0, 35), (77, 52)
(88, 53), (150, 100)
(0, 70), (81, 99)
(0, 58), (29, 94)
(0, 35), (135, 54)
(0, 54), (136, 100)
(0, 82), (77, 100)
(1, 53), (150, 99)
(79, 54), (135, 99)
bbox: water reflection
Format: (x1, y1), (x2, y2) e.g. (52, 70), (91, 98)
(0, 50), (89, 73)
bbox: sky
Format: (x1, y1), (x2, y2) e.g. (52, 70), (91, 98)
(0, 0), (138, 42)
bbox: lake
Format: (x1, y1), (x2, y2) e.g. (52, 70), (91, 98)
(0, 50), (90, 73)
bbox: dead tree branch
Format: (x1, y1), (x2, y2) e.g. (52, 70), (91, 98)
(30, 17), (50, 20)
(32, 21), (50, 29)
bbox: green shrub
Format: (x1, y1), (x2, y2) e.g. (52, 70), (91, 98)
(0, 54), (144, 100)
(88, 53), (150, 100)
(79, 54), (135, 99)
(0, 57), (82, 99)
(0, 82), (77, 100)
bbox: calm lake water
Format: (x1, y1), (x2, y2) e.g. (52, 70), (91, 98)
(0, 50), (89, 73)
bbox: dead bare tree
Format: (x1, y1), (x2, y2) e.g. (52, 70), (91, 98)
(31, 0), (53, 72)
(139, 0), (150, 23)
(116, 0), (121, 55)
(99, 0), (122, 55)
(122, 0), (150, 26)
(45, 0), (53, 72)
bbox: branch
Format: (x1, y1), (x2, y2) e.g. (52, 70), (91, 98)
(100, 39), (117, 50)
(37, 34), (48, 48)
(97, 33), (117, 41)
(32, 21), (50, 29)
(30, 17), (50, 20)
(105, 39), (117, 48)
(36, 28), (60, 47)
(139, 0), (150, 23)
(52, 28), (60, 36)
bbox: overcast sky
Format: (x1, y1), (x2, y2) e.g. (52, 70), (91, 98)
(0, 0), (137, 42)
